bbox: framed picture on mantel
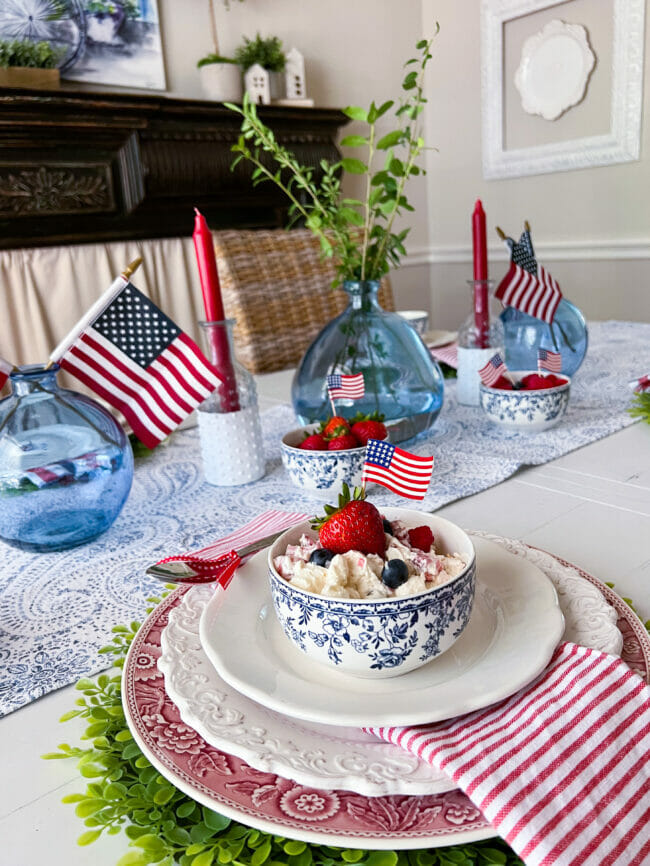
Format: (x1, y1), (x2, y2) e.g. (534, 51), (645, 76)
(63, 0), (166, 91)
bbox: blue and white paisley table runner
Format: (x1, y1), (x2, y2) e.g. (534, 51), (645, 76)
(1, 321), (649, 716)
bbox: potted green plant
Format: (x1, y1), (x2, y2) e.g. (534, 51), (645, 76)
(234, 33), (286, 100)
(225, 33), (445, 434)
(197, 0), (243, 102)
(0, 39), (64, 89)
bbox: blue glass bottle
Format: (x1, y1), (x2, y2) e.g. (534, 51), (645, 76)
(0, 365), (134, 552)
(292, 280), (444, 439)
(500, 298), (588, 377)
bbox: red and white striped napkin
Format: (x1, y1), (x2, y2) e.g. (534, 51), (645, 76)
(429, 341), (458, 369)
(367, 642), (650, 866)
(186, 510), (310, 561)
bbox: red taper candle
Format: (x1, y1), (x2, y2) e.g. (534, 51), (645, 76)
(193, 208), (225, 322)
(472, 199), (489, 348)
(192, 208), (239, 411)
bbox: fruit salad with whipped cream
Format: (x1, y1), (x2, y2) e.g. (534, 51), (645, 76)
(273, 516), (467, 600)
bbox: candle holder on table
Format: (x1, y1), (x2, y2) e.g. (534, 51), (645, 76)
(197, 320), (265, 487)
(457, 279), (504, 406)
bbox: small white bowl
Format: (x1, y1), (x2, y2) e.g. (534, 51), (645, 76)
(479, 370), (570, 432)
(267, 508), (476, 678)
(281, 426), (365, 498)
(397, 309), (429, 336)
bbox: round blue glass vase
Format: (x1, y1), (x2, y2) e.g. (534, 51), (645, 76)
(0, 365), (134, 552)
(500, 299), (588, 377)
(292, 280), (444, 439)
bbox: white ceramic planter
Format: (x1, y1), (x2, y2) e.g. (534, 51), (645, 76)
(199, 62), (243, 103)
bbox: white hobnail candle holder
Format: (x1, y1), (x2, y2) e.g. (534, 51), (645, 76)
(198, 405), (265, 486)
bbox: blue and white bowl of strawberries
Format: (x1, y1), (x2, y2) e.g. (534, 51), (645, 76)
(268, 508), (476, 678)
(281, 425), (366, 498)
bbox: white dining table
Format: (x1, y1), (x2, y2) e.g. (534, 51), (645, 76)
(2, 366), (650, 865)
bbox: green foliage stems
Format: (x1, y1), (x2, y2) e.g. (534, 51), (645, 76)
(0, 39), (64, 69)
(234, 34), (286, 72)
(628, 390), (650, 425)
(225, 31), (437, 286)
(197, 54), (238, 68)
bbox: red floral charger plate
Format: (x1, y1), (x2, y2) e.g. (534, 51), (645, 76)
(122, 553), (650, 850)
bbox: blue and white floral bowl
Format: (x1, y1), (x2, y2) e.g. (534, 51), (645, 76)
(479, 371), (570, 433)
(267, 508), (476, 679)
(281, 426), (365, 498)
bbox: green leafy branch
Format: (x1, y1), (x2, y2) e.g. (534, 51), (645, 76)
(225, 31), (437, 286)
(628, 390), (650, 425)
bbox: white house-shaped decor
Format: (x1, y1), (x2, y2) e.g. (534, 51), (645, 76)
(244, 63), (270, 105)
(285, 47), (306, 99)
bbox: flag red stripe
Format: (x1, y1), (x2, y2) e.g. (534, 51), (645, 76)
(61, 356), (163, 449)
(170, 333), (222, 394)
(81, 331), (185, 425)
(74, 336), (182, 428)
(361, 467), (429, 499)
(62, 345), (174, 445)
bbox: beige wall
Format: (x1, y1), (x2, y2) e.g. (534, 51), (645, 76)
(153, 0), (431, 300)
(420, 0), (650, 330)
(72, 0), (650, 327)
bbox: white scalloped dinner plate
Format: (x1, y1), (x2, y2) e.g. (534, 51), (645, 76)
(198, 536), (566, 728)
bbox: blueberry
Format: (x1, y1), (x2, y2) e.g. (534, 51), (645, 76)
(381, 558), (409, 589)
(309, 548), (334, 567)
(382, 518), (394, 535)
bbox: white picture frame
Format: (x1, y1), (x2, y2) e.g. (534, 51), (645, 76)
(481, 0), (645, 179)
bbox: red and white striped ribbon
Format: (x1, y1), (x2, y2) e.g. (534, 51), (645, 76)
(187, 510), (310, 561)
(367, 642), (650, 866)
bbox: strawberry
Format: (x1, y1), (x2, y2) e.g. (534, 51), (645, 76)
(520, 373), (555, 390)
(351, 417), (388, 446)
(311, 483), (386, 556)
(298, 432), (328, 451)
(491, 375), (513, 390)
(319, 415), (351, 439)
(327, 433), (360, 451)
(408, 525), (435, 552)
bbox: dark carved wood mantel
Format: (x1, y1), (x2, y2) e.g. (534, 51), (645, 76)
(0, 88), (348, 250)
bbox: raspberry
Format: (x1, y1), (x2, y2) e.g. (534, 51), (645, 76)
(408, 525), (435, 552)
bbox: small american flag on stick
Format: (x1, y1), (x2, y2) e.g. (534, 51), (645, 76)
(495, 261), (562, 324)
(326, 373), (365, 401)
(537, 348), (562, 373)
(51, 279), (222, 449)
(478, 352), (507, 387)
(362, 439), (434, 500)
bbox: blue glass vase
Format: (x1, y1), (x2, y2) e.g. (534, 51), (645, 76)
(0, 365), (134, 552)
(500, 298), (588, 377)
(292, 280), (444, 439)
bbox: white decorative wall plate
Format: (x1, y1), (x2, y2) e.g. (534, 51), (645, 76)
(481, 0), (645, 179)
(515, 19), (595, 120)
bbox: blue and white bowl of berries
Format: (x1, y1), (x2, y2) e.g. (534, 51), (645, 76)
(268, 507), (476, 678)
(281, 425), (366, 498)
(479, 371), (571, 433)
